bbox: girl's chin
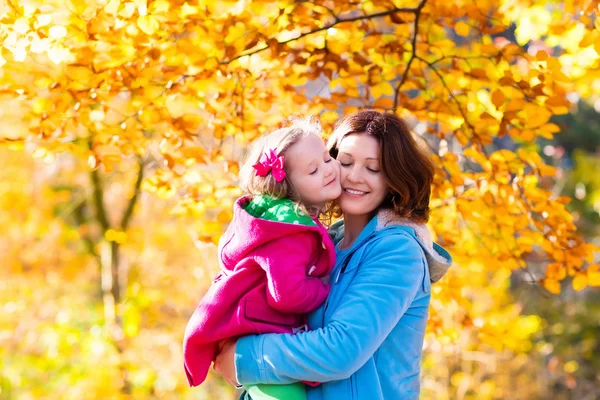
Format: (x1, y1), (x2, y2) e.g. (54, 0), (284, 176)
(330, 188), (343, 199)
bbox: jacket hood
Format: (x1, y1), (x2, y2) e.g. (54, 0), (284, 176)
(219, 196), (324, 271)
(329, 209), (452, 283)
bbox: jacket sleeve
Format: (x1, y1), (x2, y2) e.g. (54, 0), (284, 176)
(235, 232), (425, 384)
(254, 232), (330, 314)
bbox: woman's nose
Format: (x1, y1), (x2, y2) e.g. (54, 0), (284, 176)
(346, 167), (362, 183)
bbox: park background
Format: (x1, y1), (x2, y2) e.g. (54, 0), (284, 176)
(0, 0), (599, 399)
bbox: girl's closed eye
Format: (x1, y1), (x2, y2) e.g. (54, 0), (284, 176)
(309, 167), (318, 175)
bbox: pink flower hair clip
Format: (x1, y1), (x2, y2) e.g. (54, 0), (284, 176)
(252, 148), (286, 182)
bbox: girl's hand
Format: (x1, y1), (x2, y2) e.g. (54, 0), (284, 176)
(213, 339), (240, 387)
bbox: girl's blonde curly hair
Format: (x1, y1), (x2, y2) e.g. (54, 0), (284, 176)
(239, 117), (326, 216)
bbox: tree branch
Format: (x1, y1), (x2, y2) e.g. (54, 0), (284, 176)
(394, 0), (428, 109)
(72, 200), (100, 259)
(120, 157), (144, 231)
(416, 55), (484, 148)
(221, 5), (424, 65)
(5, 0), (22, 15)
(91, 167), (111, 232)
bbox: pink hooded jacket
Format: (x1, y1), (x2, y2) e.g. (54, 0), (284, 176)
(183, 196), (336, 387)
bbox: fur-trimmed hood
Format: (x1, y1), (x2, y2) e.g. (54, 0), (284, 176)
(329, 209), (452, 283)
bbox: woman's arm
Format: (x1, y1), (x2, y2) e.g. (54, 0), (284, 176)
(233, 232), (425, 385)
(256, 232), (330, 314)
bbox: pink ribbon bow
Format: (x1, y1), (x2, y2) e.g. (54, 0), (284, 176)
(252, 148), (286, 182)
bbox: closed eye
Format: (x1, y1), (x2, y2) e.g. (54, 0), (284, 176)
(309, 168), (318, 175)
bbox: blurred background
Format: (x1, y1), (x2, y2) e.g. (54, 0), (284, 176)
(0, 0), (599, 399)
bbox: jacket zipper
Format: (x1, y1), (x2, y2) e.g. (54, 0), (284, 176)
(322, 233), (375, 325)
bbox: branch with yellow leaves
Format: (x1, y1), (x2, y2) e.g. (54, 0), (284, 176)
(416, 55), (487, 150)
(221, 3), (427, 65)
(393, 0), (428, 109)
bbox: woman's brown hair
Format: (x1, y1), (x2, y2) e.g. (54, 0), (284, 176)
(327, 110), (434, 223)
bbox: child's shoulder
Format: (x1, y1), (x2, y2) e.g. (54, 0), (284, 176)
(243, 195), (317, 227)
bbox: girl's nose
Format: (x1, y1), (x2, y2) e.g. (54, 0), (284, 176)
(324, 162), (334, 177)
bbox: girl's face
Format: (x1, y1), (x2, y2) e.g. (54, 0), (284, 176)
(336, 133), (389, 217)
(286, 133), (341, 209)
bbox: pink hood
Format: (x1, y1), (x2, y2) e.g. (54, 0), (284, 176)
(183, 196), (335, 387)
(219, 197), (334, 273)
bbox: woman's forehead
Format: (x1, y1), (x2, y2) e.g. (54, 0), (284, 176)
(338, 133), (380, 157)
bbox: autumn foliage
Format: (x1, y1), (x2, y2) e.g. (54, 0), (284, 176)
(1, 0), (599, 398)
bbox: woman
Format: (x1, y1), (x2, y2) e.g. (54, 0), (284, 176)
(214, 110), (452, 400)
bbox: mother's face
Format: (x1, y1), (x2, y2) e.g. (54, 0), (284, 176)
(335, 133), (389, 218)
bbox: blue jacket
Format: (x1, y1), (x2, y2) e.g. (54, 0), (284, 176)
(234, 209), (452, 399)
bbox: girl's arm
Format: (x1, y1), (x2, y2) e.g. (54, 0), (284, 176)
(255, 232), (330, 314)
(234, 232), (425, 384)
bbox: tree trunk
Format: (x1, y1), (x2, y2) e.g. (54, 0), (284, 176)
(90, 158), (144, 395)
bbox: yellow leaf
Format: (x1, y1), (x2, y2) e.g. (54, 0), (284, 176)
(32, 98), (51, 115)
(148, 0), (170, 14)
(523, 104), (552, 128)
(546, 263), (566, 280)
(470, 68), (488, 80)
(13, 18), (30, 34)
(49, 26), (68, 40)
(89, 109), (105, 122)
(217, 209), (232, 224)
(181, 3), (199, 17)
(211, 234), (222, 245)
(32, 147), (48, 159)
(491, 89), (506, 108)
(478, 332), (504, 351)
(538, 164), (557, 177)
(137, 15), (160, 35)
(451, 372), (465, 387)
(156, 185), (175, 199)
(66, 65), (95, 90)
(105, 229), (127, 244)
(535, 50), (548, 61)
(579, 30), (599, 48)
(88, 154), (98, 170)
(542, 278), (561, 294)
(545, 95), (570, 107)
(588, 265), (600, 286)
(371, 81), (394, 98)
(196, 182), (213, 195)
(104, 0), (121, 15)
(372, 98), (394, 109)
(455, 21), (470, 37)
(520, 129), (535, 142)
(204, 195), (218, 208)
(505, 98), (525, 112)
(572, 272), (588, 291)
(200, 221), (223, 236)
(539, 123), (560, 134)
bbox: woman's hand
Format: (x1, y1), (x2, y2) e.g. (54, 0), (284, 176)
(213, 339), (241, 387)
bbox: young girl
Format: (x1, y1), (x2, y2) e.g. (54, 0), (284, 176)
(183, 118), (341, 400)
